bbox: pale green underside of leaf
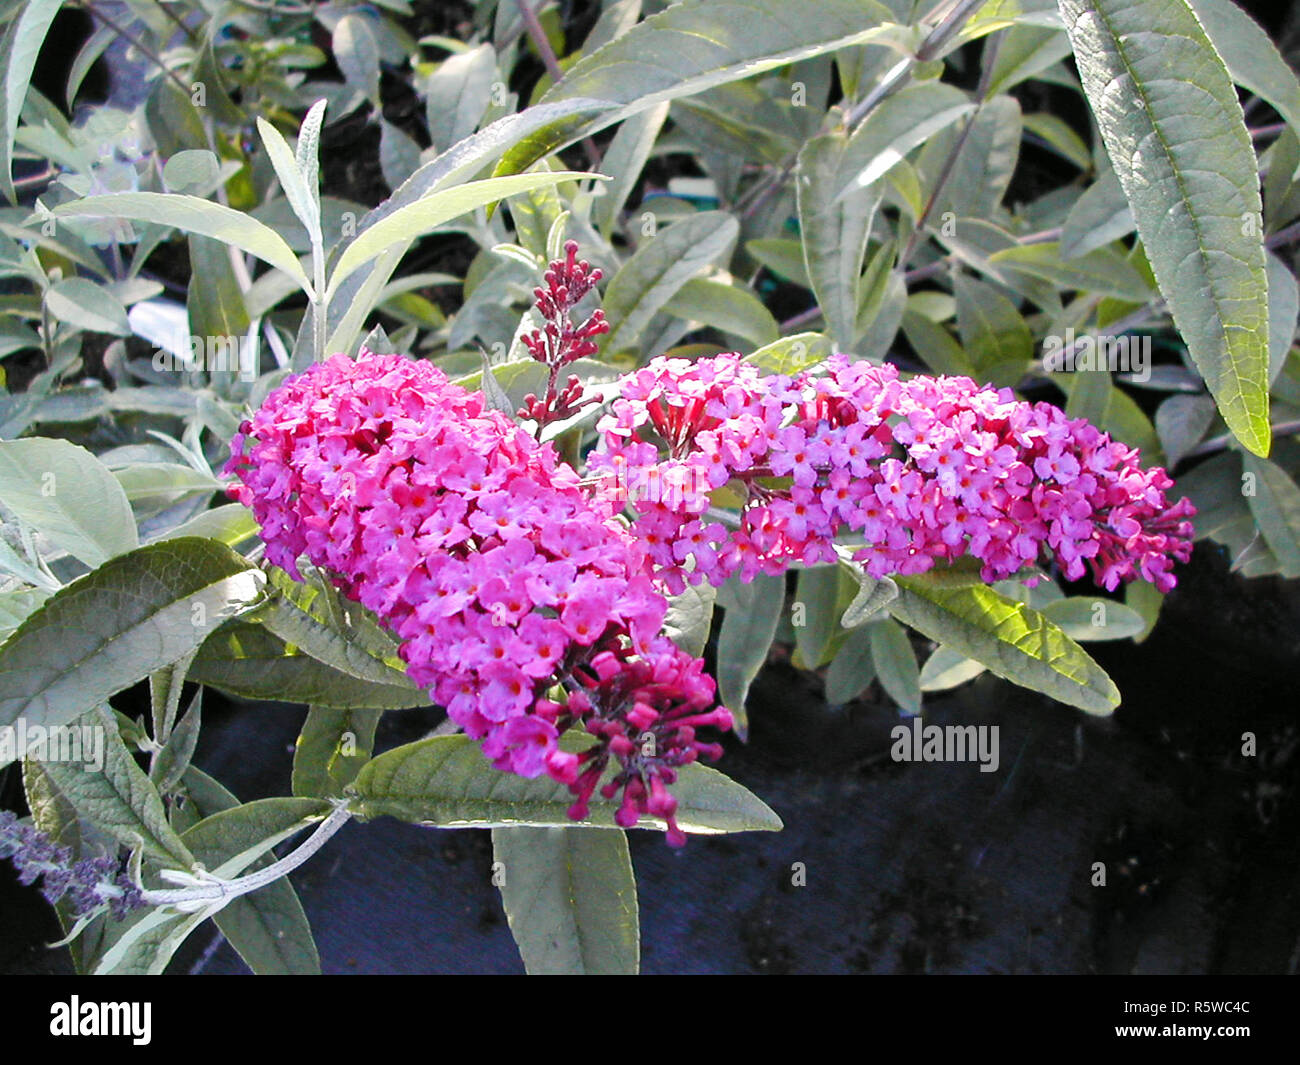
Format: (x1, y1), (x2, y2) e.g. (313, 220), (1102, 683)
(352, 734), (782, 834)
(50, 192), (312, 291)
(493, 826), (639, 975)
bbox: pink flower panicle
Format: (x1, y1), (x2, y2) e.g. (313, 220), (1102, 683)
(226, 338), (1196, 844)
(591, 353), (1195, 595)
(519, 240), (609, 429)
(224, 351), (729, 844)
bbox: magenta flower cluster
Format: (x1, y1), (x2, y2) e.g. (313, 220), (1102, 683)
(591, 353), (1195, 594)
(224, 351), (730, 844)
(224, 247), (1195, 845)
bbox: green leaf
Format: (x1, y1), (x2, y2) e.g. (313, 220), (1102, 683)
(326, 171), (598, 298)
(824, 623), (876, 704)
(179, 797), (328, 975)
(65, 21), (113, 112)
(45, 277), (130, 336)
(292, 705), (384, 798)
(352, 734), (782, 835)
(832, 81), (975, 199)
(0, 587), (49, 640)
(0, 0), (62, 202)
(496, 0), (897, 175)
(323, 101), (618, 353)
(258, 109), (323, 247)
(254, 566), (416, 689)
(1124, 575), (1163, 644)
(1267, 251), (1298, 385)
(145, 504), (258, 548)
(595, 102), (671, 236)
(91, 907), (209, 976)
(715, 573), (784, 740)
(746, 237), (811, 288)
(149, 688), (201, 795)
(0, 438), (138, 566)
(662, 582), (717, 658)
(889, 567), (1120, 714)
(662, 277), (779, 347)
(188, 622), (427, 710)
(743, 332), (833, 374)
(1186, 0), (1300, 164)
(1242, 453), (1300, 578)
(334, 13), (381, 108)
(793, 565), (839, 668)
(51, 193), (312, 293)
(296, 99), (327, 209)
(0, 539), (266, 765)
(988, 242), (1153, 301)
(492, 826), (639, 975)
(919, 646), (988, 692)
(953, 272), (1032, 384)
(31, 706), (194, 867)
(1060, 0), (1271, 455)
(186, 235), (250, 345)
(922, 95), (1021, 220)
(797, 130), (879, 352)
(902, 306), (976, 377)
(22, 755), (112, 973)
(841, 571), (900, 627)
(868, 617), (921, 714)
(1155, 393), (1216, 467)
(1060, 167), (1133, 258)
(600, 211), (738, 357)
(426, 44), (496, 154)
(379, 119), (422, 193)
(983, 22), (1075, 96)
(1039, 596), (1148, 641)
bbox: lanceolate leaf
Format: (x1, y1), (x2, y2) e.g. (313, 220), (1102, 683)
(0, 438), (137, 566)
(1187, 0), (1300, 160)
(180, 797), (329, 975)
(833, 81), (975, 200)
(0, 539), (266, 766)
(889, 567), (1120, 714)
(292, 706), (385, 799)
(258, 114), (323, 248)
(600, 211), (739, 357)
(493, 826), (639, 975)
(662, 277), (779, 348)
(1242, 453), (1300, 578)
(352, 734), (782, 835)
(662, 582), (717, 659)
(824, 623), (876, 704)
(714, 573), (784, 740)
(1060, 0), (1271, 456)
(255, 567), (416, 689)
(188, 622), (428, 710)
(793, 565), (840, 669)
(0, 0), (63, 202)
(326, 171), (598, 297)
(51, 193), (312, 292)
(496, 0), (897, 175)
(31, 706), (194, 868)
(324, 101), (620, 352)
(797, 131), (879, 352)
(868, 617), (921, 714)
